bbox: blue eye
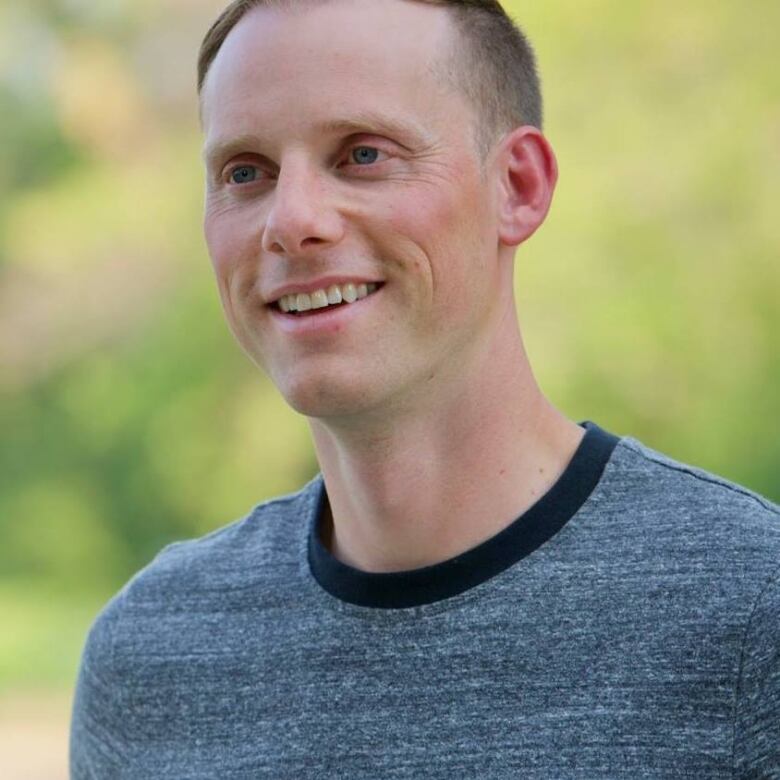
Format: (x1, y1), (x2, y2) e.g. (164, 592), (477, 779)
(351, 147), (380, 165)
(230, 166), (257, 184)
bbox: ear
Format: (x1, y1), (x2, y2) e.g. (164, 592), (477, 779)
(495, 126), (558, 247)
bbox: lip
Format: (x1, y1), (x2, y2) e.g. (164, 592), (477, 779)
(269, 283), (383, 336)
(265, 277), (384, 305)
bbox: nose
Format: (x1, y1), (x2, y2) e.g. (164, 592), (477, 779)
(261, 159), (344, 257)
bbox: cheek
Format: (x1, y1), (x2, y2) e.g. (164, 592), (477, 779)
(203, 203), (263, 307)
(204, 210), (239, 277)
(381, 184), (455, 245)
(365, 185), (463, 282)
(382, 184), (486, 291)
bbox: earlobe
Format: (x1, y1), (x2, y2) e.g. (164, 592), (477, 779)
(496, 127), (558, 247)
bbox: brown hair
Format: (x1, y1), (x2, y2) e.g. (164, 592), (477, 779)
(197, 0), (543, 162)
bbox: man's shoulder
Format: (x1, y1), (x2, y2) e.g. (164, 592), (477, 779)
(612, 433), (777, 515)
(605, 433), (779, 561)
(150, 475), (319, 572)
(96, 476), (322, 626)
(72, 477), (323, 745)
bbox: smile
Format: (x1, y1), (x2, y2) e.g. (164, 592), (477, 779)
(275, 282), (380, 315)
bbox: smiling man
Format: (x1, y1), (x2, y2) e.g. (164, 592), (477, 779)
(70, 1), (779, 777)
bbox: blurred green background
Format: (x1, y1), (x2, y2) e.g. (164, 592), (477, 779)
(0, 0), (778, 749)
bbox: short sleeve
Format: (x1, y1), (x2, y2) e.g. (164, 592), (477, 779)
(69, 592), (129, 778)
(733, 566), (780, 778)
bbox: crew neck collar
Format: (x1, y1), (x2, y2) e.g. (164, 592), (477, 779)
(307, 420), (620, 609)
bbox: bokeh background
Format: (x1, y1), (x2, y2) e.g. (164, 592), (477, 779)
(1, 0), (778, 776)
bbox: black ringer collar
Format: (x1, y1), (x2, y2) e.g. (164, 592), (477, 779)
(307, 420), (620, 609)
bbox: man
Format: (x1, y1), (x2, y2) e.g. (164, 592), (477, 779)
(70, 0), (779, 777)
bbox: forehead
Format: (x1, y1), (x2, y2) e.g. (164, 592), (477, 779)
(201, 0), (467, 152)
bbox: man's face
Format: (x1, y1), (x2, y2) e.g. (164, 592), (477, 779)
(201, 0), (508, 420)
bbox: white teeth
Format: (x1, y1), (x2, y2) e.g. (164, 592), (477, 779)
(342, 283), (357, 303)
(311, 289), (329, 309)
(277, 282), (380, 312)
(327, 285), (342, 305)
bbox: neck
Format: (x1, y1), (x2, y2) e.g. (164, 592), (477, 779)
(308, 314), (584, 573)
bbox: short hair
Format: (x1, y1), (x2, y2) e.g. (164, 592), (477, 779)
(197, 0), (542, 162)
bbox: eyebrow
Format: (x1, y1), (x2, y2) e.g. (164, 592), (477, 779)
(202, 110), (433, 168)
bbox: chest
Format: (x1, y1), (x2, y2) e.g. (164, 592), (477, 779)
(115, 604), (740, 778)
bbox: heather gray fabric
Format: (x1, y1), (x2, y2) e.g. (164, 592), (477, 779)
(70, 423), (780, 778)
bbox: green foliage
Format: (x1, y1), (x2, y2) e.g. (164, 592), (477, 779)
(509, 0), (780, 493)
(0, 87), (83, 206)
(0, 0), (777, 690)
(0, 580), (106, 694)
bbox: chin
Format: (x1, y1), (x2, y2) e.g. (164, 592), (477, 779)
(276, 371), (381, 421)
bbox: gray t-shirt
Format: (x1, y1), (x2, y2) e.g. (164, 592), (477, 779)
(70, 421), (780, 778)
